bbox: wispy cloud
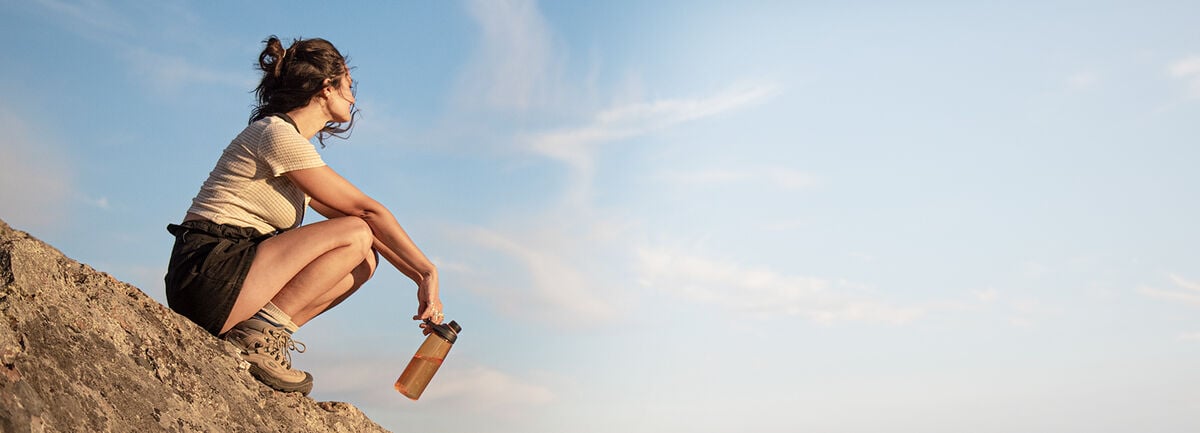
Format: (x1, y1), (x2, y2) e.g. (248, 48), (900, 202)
(457, 0), (561, 111)
(33, 0), (134, 40)
(304, 354), (553, 419)
(635, 247), (923, 324)
(0, 107), (73, 231)
(453, 225), (618, 326)
(527, 82), (779, 163)
(124, 47), (254, 94)
(421, 365), (556, 417)
(31, 0), (249, 96)
(442, 0), (785, 331)
(1170, 274), (1200, 292)
(1168, 56), (1200, 99)
(1138, 274), (1200, 339)
(1139, 274), (1200, 307)
(525, 82), (779, 207)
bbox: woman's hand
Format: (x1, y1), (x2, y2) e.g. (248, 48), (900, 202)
(413, 272), (443, 332)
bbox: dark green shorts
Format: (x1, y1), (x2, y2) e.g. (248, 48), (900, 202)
(164, 220), (275, 336)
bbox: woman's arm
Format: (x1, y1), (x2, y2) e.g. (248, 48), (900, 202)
(288, 166), (442, 322)
(309, 198), (422, 281)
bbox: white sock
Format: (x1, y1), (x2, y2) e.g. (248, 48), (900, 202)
(253, 301), (299, 334)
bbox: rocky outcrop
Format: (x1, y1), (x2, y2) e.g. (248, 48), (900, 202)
(0, 219), (391, 433)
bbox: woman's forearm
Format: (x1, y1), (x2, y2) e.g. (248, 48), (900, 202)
(358, 205), (437, 282)
(310, 197), (435, 287)
(372, 238), (421, 282)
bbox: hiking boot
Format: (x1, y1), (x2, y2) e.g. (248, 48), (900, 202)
(224, 317), (313, 395)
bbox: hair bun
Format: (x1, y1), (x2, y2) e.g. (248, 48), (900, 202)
(259, 36), (287, 78)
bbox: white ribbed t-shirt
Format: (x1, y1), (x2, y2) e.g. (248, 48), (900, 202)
(186, 116), (326, 234)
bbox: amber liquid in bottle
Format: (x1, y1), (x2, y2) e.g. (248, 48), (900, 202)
(395, 320), (460, 400)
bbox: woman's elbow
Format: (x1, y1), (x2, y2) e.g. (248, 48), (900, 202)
(350, 200), (390, 222)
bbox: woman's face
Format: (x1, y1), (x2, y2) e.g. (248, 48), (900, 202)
(326, 71), (356, 123)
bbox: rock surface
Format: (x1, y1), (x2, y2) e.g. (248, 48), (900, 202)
(0, 219), (391, 433)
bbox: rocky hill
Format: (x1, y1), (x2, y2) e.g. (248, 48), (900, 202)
(0, 219), (391, 433)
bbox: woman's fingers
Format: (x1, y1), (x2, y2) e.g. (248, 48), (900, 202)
(413, 302), (444, 324)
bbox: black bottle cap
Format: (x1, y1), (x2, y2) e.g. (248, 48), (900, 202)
(430, 320), (461, 344)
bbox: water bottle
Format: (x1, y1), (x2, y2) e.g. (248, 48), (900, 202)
(395, 320), (461, 400)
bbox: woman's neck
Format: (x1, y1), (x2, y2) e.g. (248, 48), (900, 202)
(285, 101), (331, 140)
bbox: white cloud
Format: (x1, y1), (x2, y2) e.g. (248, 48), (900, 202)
(31, 0), (248, 96)
(1169, 274), (1200, 292)
(1169, 57), (1200, 78)
(635, 247), (923, 324)
(527, 82), (779, 161)
(33, 0), (133, 40)
(458, 0), (561, 111)
(451, 0), (781, 211)
(303, 355), (554, 418)
(421, 365), (556, 417)
(1139, 274), (1200, 307)
(0, 107), (73, 231)
(454, 225), (618, 326)
(1168, 56), (1200, 98)
(1138, 274), (1200, 341)
(526, 82), (779, 207)
(445, 0), (794, 334)
(124, 47), (253, 94)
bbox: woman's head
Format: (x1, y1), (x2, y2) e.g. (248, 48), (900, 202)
(251, 36), (358, 145)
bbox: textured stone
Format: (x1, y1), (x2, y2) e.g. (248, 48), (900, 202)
(0, 219), (391, 433)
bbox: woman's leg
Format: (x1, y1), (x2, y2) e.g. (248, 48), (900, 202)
(287, 249), (377, 326)
(220, 216), (376, 334)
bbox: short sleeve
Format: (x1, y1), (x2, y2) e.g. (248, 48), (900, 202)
(258, 120), (326, 176)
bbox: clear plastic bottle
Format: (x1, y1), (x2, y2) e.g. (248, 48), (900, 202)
(395, 320), (461, 400)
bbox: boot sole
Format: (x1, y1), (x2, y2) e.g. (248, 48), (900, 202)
(249, 365), (314, 396)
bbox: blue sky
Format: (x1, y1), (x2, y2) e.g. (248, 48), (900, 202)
(2, 1), (1199, 432)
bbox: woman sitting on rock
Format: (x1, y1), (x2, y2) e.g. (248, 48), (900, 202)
(164, 36), (443, 396)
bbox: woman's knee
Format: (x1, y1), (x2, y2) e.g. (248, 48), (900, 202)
(331, 216), (374, 254)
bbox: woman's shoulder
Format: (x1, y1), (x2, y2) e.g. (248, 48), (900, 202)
(253, 115), (289, 131)
(260, 115), (307, 138)
(232, 116), (299, 143)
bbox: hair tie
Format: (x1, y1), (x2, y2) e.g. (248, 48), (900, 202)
(273, 47), (288, 78)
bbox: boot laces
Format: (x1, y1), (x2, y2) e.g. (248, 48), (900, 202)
(265, 328), (306, 369)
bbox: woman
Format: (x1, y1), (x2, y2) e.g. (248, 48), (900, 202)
(164, 36), (442, 396)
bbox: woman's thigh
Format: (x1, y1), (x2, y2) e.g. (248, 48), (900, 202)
(223, 217), (373, 331)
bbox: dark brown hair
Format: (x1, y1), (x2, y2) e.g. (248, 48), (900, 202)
(250, 36), (358, 146)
